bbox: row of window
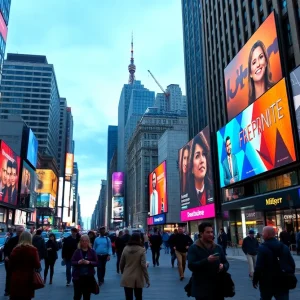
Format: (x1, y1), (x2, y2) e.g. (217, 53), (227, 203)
(4, 64), (52, 71)
(2, 76), (51, 82)
(2, 86), (51, 93)
(3, 69), (52, 76)
(2, 79), (51, 87)
(2, 92), (50, 98)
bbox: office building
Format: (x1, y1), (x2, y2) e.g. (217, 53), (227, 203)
(126, 108), (188, 228)
(107, 125), (118, 172)
(72, 162), (79, 223)
(58, 98), (67, 176)
(66, 107), (74, 154)
(182, 0), (300, 242)
(0, 54), (60, 161)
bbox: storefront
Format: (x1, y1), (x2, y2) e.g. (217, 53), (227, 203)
(222, 186), (300, 245)
(147, 213), (186, 233)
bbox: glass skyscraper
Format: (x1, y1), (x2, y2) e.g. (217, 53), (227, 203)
(0, 0), (11, 73)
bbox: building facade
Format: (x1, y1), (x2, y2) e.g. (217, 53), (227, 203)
(58, 98), (67, 176)
(126, 108), (188, 228)
(0, 54), (61, 161)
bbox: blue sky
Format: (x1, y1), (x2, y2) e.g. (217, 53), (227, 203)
(6, 1), (186, 220)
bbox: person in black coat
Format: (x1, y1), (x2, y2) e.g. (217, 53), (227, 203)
(188, 222), (229, 300)
(88, 231), (96, 247)
(32, 229), (47, 261)
(115, 230), (125, 274)
(121, 229), (131, 246)
(44, 233), (59, 284)
(149, 228), (162, 267)
(217, 228), (228, 255)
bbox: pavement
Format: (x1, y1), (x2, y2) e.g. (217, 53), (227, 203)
(0, 249), (299, 299)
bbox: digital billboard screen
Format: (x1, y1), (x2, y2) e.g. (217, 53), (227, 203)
(112, 172), (124, 197)
(36, 169), (58, 197)
(0, 140), (21, 206)
(217, 78), (296, 188)
(112, 196), (124, 220)
(148, 161), (167, 216)
(65, 153), (74, 177)
(38, 215), (53, 225)
(225, 12), (283, 121)
(178, 126), (215, 222)
(57, 177), (64, 207)
(290, 66), (300, 143)
(14, 209), (26, 226)
(20, 160), (37, 208)
(26, 129), (38, 168)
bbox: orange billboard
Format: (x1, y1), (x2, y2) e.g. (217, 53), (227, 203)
(225, 12), (283, 121)
(65, 153), (74, 177)
(36, 169), (58, 197)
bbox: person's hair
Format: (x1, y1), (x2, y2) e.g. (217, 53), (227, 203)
(225, 136), (230, 145)
(48, 233), (55, 239)
(128, 233), (143, 247)
(198, 222), (213, 233)
(78, 234), (92, 249)
(88, 230), (95, 237)
(12, 161), (17, 172)
(153, 227), (158, 233)
(220, 228), (224, 233)
(124, 229), (129, 235)
(180, 144), (190, 193)
(71, 227), (78, 233)
(248, 40), (274, 105)
(17, 231), (33, 247)
(174, 229), (178, 234)
(35, 229), (42, 235)
(188, 132), (212, 193)
(118, 230), (123, 237)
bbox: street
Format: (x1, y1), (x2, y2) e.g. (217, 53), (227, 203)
(0, 250), (300, 300)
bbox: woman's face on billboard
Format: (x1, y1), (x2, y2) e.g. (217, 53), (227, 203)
(193, 144), (207, 181)
(250, 46), (266, 83)
(182, 149), (189, 174)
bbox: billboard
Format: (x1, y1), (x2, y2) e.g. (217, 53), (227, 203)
(290, 66), (300, 143)
(36, 169), (58, 197)
(38, 215), (53, 225)
(178, 126), (214, 212)
(14, 209), (27, 226)
(0, 12), (7, 42)
(57, 177), (64, 207)
(112, 196), (124, 220)
(148, 161), (167, 216)
(26, 129), (38, 168)
(217, 78), (296, 188)
(65, 153), (74, 177)
(0, 140), (21, 205)
(20, 160), (37, 208)
(225, 12), (283, 120)
(112, 172), (124, 197)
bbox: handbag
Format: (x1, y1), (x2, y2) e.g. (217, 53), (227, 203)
(33, 271), (45, 290)
(91, 277), (100, 295)
(218, 271), (235, 298)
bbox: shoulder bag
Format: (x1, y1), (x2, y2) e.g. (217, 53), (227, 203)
(33, 271), (45, 290)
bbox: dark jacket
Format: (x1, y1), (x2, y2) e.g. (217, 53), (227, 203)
(149, 234), (162, 250)
(168, 233), (177, 254)
(242, 236), (259, 256)
(62, 235), (80, 260)
(121, 234), (131, 246)
(115, 236), (126, 254)
(253, 238), (295, 291)
(32, 234), (47, 260)
(188, 239), (229, 299)
(71, 248), (98, 281)
(4, 235), (19, 258)
(279, 231), (290, 246)
(218, 232), (228, 247)
(45, 239), (59, 262)
(173, 233), (191, 253)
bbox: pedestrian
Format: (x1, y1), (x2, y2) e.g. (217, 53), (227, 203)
(93, 226), (112, 286)
(109, 232), (117, 257)
(120, 233), (150, 300)
(149, 227), (162, 267)
(279, 228), (290, 247)
(188, 222), (229, 300)
(217, 228), (228, 255)
(122, 229), (131, 245)
(242, 229), (259, 279)
(297, 231), (300, 255)
(143, 231), (149, 253)
(116, 231), (125, 274)
(32, 229), (47, 262)
(62, 227), (80, 286)
(44, 233), (59, 284)
(88, 231), (96, 247)
(3, 226), (24, 297)
(9, 231), (41, 300)
(172, 227), (191, 280)
(162, 231), (170, 254)
(169, 229), (178, 267)
(290, 230), (296, 248)
(253, 226), (296, 299)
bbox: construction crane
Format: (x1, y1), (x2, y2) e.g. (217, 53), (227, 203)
(147, 70), (170, 100)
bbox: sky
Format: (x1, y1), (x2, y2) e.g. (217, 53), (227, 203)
(6, 1), (186, 223)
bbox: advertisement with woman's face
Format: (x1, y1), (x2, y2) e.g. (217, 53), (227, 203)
(178, 127), (215, 221)
(225, 12), (282, 121)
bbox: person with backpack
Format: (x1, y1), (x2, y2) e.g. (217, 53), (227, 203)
(253, 226), (296, 299)
(93, 226), (112, 286)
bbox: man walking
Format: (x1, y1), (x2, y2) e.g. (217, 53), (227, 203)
(115, 231), (125, 274)
(169, 229), (178, 267)
(242, 229), (259, 279)
(173, 227), (191, 280)
(279, 228), (290, 247)
(253, 226), (296, 299)
(149, 227), (162, 267)
(3, 226), (24, 297)
(93, 226), (112, 285)
(32, 229), (47, 262)
(62, 228), (80, 286)
(217, 228), (228, 255)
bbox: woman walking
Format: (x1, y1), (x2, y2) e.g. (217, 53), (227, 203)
(72, 234), (98, 300)
(9, 231), (41, 300)
(44, 233), (59, 284)
(120, 233), (150, 300)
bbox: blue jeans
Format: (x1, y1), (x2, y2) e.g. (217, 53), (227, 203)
(65, 260), (72, 283)
(260, 290), (289, 300)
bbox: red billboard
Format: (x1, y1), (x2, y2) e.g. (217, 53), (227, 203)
(0, 12), (7, 42)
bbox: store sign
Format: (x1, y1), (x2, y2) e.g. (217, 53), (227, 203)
(246, 212), (256, 219)
(265, 197), (282, 206)
(147, 217), (154, 225)
(283, 214), (300, 220)
(153, 213), (166, 225)
(180, 203), (215, 222)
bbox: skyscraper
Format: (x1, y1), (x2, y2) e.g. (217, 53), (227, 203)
(58, 98), (67, 176)
(0, 0), (11, 75)
(107, 125), (118, 172)
(0, 54), (60, 161)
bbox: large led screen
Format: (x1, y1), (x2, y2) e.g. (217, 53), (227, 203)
(65, 153), (74, 177)
(290, 66), (300, 142)
(26, 129), (38, 168)
(57, 177), (64, 207)
(112, 197), (124, 220)
(217, 78), (296, 188)
(20, 160), (37, 208)
(36, 169), (58, 197)
(225, 12), (282, 120)
(178, 127), (215, 221)
(0, 140), (21, 205)
(14, 209), (26, 226)
(112, 172), (124, 197)
(148, 161), (167, 216)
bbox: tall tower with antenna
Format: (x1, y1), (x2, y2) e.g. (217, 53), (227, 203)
(128, 33), (136, 84)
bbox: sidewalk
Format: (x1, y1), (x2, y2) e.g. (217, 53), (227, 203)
(226, 247), (300, 269)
